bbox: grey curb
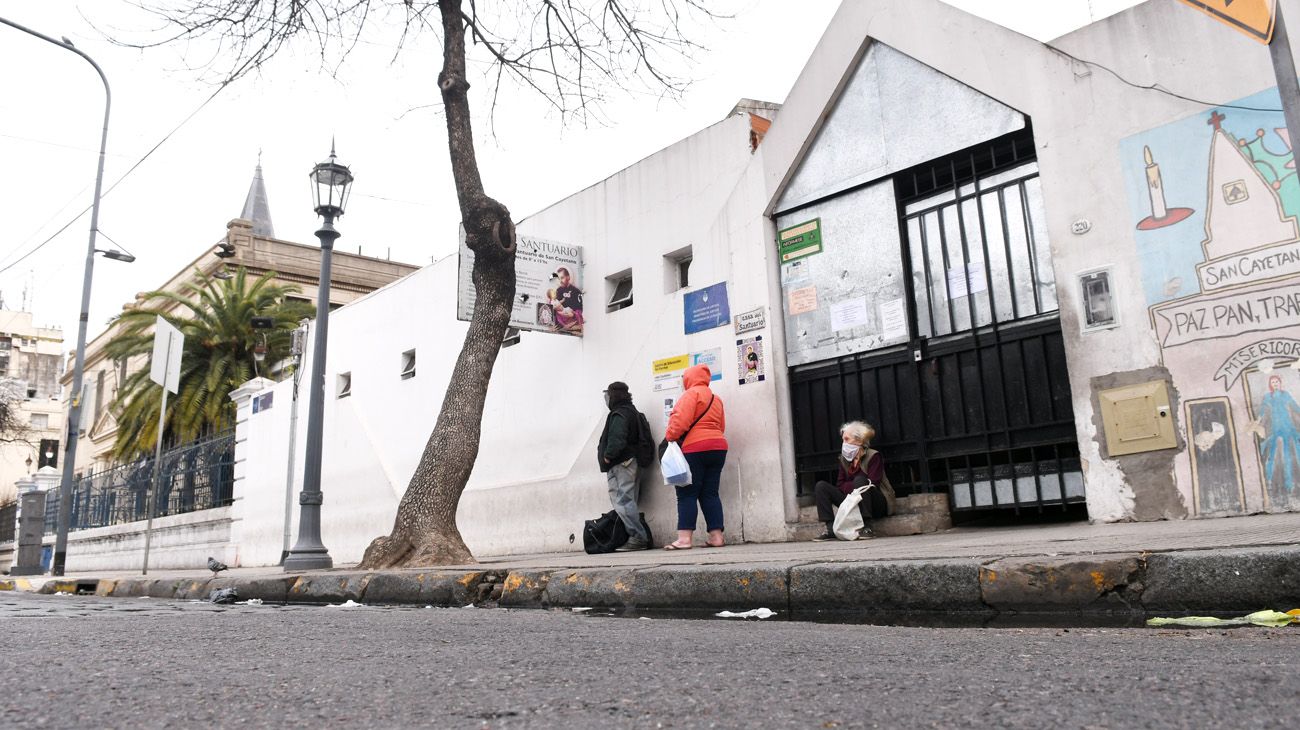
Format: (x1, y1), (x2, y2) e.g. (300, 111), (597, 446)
(499, 570), (549, 608)
(979, 555), (1143, 612)
(287, 572), (373, 603)
(1140, 547), (1300, 612)
(539, 568), (631, 609)
(365, 571), (485, 606)
(790, 559), (986, 615)
(14, 546), (1300, 617)
(630, 563), (789, 612)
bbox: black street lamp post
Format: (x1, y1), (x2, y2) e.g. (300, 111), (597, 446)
(283, 144), (352, 572)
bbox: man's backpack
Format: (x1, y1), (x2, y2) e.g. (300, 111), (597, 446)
(633, 410), (656, 468)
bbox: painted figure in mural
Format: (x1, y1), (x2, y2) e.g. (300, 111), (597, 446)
(744, 345), (759, 377)
(1259, 374), (1300, 494)
(547, 266), (584, 334)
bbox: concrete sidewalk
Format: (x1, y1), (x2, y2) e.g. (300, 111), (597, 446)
(5, 513), (1300, 619)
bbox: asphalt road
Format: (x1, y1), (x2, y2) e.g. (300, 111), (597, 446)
(1, 592), (1296, 729)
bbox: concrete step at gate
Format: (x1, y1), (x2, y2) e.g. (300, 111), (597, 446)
(789, 491), (953, 541)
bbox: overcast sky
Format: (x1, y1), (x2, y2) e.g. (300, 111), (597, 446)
(0, 0), (1144, 345)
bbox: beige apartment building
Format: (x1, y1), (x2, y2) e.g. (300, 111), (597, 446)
(0, 310), (64, 503)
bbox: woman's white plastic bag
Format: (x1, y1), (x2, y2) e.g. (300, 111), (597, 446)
(832, 484), (872, 540)
(661, 441), (693, 486)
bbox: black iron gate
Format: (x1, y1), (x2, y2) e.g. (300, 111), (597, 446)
(791, 128), (1085, 513)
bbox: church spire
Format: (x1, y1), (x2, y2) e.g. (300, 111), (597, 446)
(240, 155), (276, 238)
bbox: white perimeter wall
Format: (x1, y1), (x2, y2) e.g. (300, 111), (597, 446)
(57, 507), (236, 573)
(234, 114), (792, 565)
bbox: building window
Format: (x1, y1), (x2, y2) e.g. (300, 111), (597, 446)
(38, 438), (58, 468)
(664, 246), (693, 293)
(337, 372), (352, 398)
(30, 413), (48, 429)
(94, 370), (106, 421)
(606, 270), (634, 312)
(400, 349), (416, 380)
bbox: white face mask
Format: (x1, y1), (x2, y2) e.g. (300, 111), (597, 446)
(841, 443), (860, 461)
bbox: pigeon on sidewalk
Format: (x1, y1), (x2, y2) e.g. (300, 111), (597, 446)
(207, 556), (228, 578)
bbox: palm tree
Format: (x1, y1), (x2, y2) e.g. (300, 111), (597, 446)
(105, 267), (314, 460)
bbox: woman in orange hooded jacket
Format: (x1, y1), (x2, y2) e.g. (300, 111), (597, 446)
(662, 364), (727, 549)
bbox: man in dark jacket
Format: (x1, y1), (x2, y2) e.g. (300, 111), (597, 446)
(598, 381), (649, 550)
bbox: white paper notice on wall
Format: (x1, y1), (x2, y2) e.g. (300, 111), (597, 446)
(945, 262), (987, 299)
(880, 297), (908, 341)
(829, 296), (870, 332)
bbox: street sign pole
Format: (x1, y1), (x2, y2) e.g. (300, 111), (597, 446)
(1269, 6), (1300, 155)
(142, 317), (183, 575)
(141, 383), (168, 575)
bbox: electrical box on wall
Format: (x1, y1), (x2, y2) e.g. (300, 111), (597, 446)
(1098, 381), (1178, 456)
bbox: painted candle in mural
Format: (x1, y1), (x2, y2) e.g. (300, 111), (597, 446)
(1123, 86), (1300, 516)
(1136, 145), (1195, 230)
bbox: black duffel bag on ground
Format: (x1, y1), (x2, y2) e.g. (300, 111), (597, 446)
(582, 510), (654, 554)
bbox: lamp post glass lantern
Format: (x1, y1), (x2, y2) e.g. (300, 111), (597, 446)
(283, 144), (353, 572)
(310, 146), (353, 218)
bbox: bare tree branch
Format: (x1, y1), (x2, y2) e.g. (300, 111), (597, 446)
(121, 0), (733, 122)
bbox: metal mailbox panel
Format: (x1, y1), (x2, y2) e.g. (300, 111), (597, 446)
(1099, 380), (1178, 456)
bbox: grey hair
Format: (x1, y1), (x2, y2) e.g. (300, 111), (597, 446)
(840, 420), (876, 444)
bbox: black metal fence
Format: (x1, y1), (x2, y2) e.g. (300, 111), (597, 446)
(43, 431), (236, 535)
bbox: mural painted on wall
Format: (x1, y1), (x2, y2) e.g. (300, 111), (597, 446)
(1122, 86), (1300, 515)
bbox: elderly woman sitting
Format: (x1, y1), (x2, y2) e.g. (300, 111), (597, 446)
(813, 420), (896, 541)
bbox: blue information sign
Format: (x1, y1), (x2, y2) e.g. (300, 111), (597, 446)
(683, 282), (731, 335)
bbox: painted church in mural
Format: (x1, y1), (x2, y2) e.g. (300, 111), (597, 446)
(1123, 87), (1300, 516)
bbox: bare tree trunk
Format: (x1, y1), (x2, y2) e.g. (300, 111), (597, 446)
(360, 0), (515, 568)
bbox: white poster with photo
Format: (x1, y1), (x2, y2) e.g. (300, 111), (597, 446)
(457, 233), (585, 336)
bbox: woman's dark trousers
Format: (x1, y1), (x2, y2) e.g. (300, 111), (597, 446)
(814, 472), (887, 524)
(677, 450), (727, 531)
